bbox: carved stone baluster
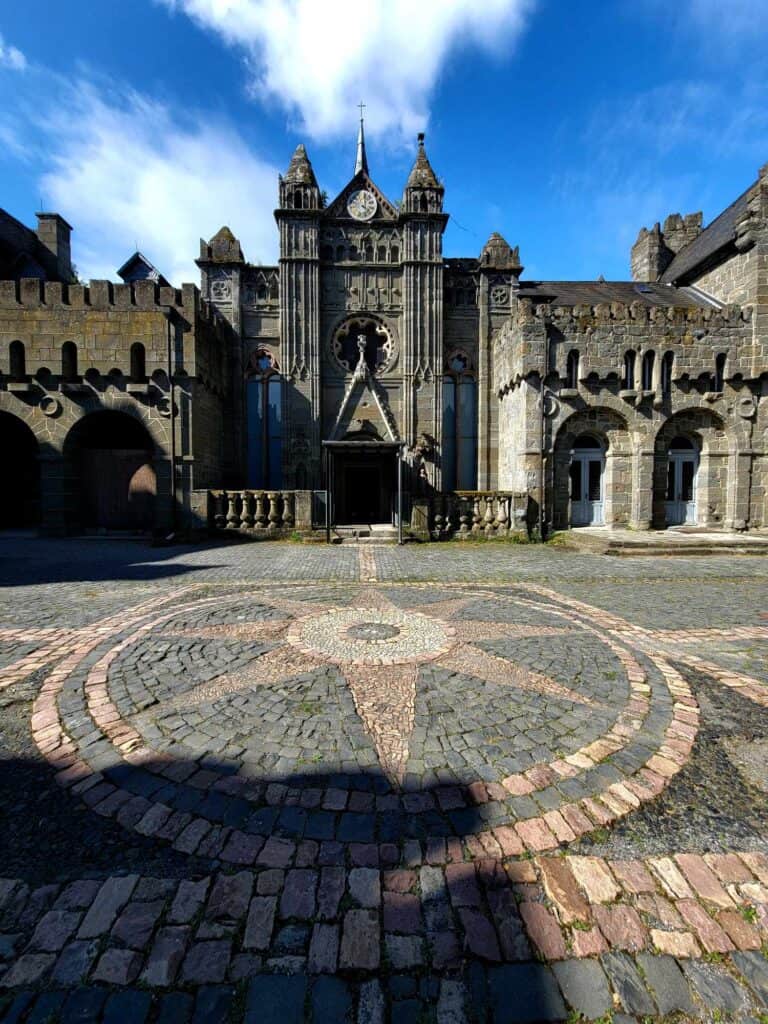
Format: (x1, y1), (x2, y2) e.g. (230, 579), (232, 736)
(255, 491), (268, 530)
(495, 494), (509, 537)
(484, 495), (495, 536)
(241, 490), (254, 530)
(226, 491), (240, 529)
(213, 491), (227, 530)
(431, 499), (443, 541)
(471, 496), (482, 535)
(458, 497), (470, 536)
(267, 491), (280, 531)
(283, 492), (296, 530)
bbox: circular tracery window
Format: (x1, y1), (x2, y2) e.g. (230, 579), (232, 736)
(332, 318), (394, 374)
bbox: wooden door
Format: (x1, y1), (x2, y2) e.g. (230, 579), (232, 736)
(81, 450), (156, 529)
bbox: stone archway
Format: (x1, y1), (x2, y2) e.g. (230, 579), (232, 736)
(0, 411), (39, 528)
(552, 408), (631, 529)
(652, 408), (730, 528)
(64, 410), (156, 531)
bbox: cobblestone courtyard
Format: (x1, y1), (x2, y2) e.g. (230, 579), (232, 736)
(1, 538), (767, 1023)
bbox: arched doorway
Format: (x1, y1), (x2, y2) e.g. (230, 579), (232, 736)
(66, 411), (156, 530)
(665, 436), (698, 526)
(569, 434), (605, 526)
(0, 412), (39, 528)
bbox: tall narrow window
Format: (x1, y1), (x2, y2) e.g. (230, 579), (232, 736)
(661, 351), (674, 394)
(246, 351), (282, 488)
(130, 343), (146, 383)
(566, 350), (580, 388)
(62, 341), (78, 382)
(9, 340), (26, 381)
(641, 350), (655, 390)
(442, 351), (477, 491)
(622, 350), (636, 390)
(714, 352), (726, 391)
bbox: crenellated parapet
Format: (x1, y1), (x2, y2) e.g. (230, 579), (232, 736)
(494, 297), (761, 395)
(0, 277), (218, 321)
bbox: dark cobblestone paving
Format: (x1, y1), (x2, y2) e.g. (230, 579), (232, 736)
(0, 536), (766, 1022)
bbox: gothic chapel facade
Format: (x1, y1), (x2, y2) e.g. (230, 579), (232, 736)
(1, 121), (767, 537)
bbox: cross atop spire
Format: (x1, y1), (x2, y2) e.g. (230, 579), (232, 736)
(354, 103), (369, 177)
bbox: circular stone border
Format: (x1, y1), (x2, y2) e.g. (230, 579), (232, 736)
(31, 583), (700, 863)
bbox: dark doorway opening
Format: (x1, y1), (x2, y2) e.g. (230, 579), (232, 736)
(0, 412), (40, 528)
(65, 411), (156, 531)
(325, 442), (401, 527)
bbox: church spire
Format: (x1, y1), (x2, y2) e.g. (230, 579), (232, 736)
(354, 102), (369, 176)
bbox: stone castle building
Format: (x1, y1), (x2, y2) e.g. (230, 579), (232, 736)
(1, 122), (767, 537)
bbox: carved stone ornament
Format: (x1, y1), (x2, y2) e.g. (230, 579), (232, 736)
(490, 284), (509, 306)
(39, 395), (61, 417)
(210, 272), (232, 302)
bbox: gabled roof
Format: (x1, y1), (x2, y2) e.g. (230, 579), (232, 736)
(660, 182), (754, 285)
(517, 280), (714, 309)
(116, 251), (170, 287)
(324, 171), (398, 221)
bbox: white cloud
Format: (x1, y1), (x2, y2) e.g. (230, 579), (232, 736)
(0, 33), (27, 71)
(35, 79), (279, 284)
(160, 0), (533, 140)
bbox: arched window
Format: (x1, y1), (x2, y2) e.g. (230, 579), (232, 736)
(566, 350), (580, 389)
(293, 190), (303, 209)
(364, 243), (373, 261)
(130, 343), (146, 383)
(442, 351), (477, 491)
(714, 352), (727, 391)
(661, 351), (674, 394)
(622, 350), (636, 390)
(641, 350), (655, 390)
(419, 193), (428, 213)
(390, 244), (399, 262)
(62, 341), (78, 382)
(336, 245), (345, 261)
(377, 245), (387, 262)
(9, 340), (26, 381)
(246, 350), (282, 488)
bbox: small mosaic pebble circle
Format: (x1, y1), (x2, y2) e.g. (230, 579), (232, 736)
(286, 606), (455, 665)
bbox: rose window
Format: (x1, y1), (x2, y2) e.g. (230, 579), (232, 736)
(332, 318), (394, 374)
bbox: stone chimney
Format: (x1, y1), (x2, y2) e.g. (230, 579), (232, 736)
(630, 211), (702, 282)
(36, 212), (73, 282)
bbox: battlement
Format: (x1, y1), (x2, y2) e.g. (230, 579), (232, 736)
(0, 277), (214, 319)
(518, 297), (752, 328)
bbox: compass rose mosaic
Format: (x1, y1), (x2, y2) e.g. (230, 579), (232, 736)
(27, 581), (703, 859)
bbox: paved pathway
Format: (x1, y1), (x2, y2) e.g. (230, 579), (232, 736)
(0, 537), (767, 1022)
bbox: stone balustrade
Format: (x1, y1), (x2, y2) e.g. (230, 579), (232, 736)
(209, 489), (307, 534)
(413, 491), (531, 540)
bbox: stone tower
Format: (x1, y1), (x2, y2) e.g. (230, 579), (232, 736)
(401, 134), (448, 487)
(276, 144), (323, 486)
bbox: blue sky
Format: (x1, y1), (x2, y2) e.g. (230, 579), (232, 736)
(1, 0), (766, 285)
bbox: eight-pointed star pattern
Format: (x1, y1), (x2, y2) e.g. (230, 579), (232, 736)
(162, 586), (591, 784)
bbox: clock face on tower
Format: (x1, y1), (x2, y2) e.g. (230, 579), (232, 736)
(347, 189), (377, 221)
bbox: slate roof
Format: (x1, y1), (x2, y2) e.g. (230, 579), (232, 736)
(516, 280), (713, 309)
(660, 182), (754, 285)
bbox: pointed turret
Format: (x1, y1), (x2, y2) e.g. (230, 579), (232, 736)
(354, 114), (369, 177)
(279, 143), (321, 209)
(480, 232), (522, 277)
(406, 133), (440, 189)
(198, 225), (244, 263)
(403, 133), (444, 213)
(284, 143), (318, 186)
